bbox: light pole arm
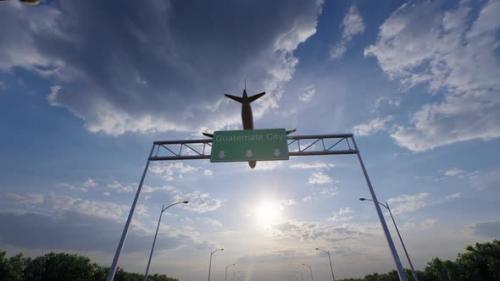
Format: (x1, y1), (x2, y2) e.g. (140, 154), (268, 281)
(162, 201), (186, 212)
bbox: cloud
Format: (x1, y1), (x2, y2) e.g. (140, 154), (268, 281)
(271, 219), (372, 242)
(107, 180), (135, 194)
(387, 192), (429, 214)
(307, 171), (333, 185)
(299, 85), (316, 102)
(472, 221), (500, 237)
(444, 168), (465, 177)
(353, 115), (393, 136)
(467, 169), (500, 191)
(290, 161), (334, 170)
(172, 190), (222, 213)
(150, 162), (198, 181)
(444, 192), (462, 201)
(279, 199), (296, 207)
(5, 193), (45, 205)
(330, 5), (365, 59)
(328, 207), (354, 223)
(0, 0), (323, 135)
(254, 161), (284, 171)
(0, 211), (201, 253)
(365, 0), (500, 151)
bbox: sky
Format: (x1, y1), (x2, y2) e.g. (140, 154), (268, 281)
(0, 0), (499, 280)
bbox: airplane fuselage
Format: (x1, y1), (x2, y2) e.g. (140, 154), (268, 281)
(241, 94), (254, 130)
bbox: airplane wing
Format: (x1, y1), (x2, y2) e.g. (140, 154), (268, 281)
(225, 94), (243, 103)
(248, 92), (265, 103)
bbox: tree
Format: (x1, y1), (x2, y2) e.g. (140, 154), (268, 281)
(0, 251), (28, 281)
(23, 252), (98, 281)
(455, 240), (500, 281)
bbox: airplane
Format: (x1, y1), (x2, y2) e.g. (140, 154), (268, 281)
(203, 88), (296, 169)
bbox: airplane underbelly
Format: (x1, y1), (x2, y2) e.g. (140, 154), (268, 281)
(242, 106), (253, 130)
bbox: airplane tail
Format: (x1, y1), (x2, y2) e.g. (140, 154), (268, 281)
(225, 92), (265, 103)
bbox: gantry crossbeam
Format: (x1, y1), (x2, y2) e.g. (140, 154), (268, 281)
(149, 133), (357, 161)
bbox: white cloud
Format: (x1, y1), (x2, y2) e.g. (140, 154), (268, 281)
(353, 115), (393, 136)
(402, 218), (438, 230)
(444, 192), (462, 201)
(302, 186), (338, 202)
(290, 161), (334, 170)
(308, 171), (333, 185)
(107, 180), (134, 194)
(6, 193), (45, 205)
(271, 219), (375, 242)
(444, 168), (465, 177)
(83, 178), (96, 188)
(366, 0), (500, 151)
(150, 162), (198, 181)
(328, 207), (354, 222)
(299, 85), (316, 102)
(330, 5), (365, 59)
(0, 1), (324, 135)
(172, 190), (222, 213)
(387, 192), (429, 214)
(254, 161), (283, 171)
(279, 199), (296, 207)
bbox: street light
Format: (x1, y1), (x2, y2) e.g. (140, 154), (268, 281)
(301, 264), (314, 281)
(315, 248), (336, 281)
(144, 200), (188, 281)
(360, 198), (419, 281)
(225, 263), (236, 281)
(208, 248), (224, 281)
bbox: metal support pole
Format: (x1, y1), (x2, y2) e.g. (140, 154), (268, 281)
(351, 137), (407, 281)
(106, 144), (155, 281)
(144, 201), (188, 281)
(326, 252), (336, 281)
(143, 206), (164, 281)
(208, 249), (223, 281)
(208, 252), (213, 281)
(386, 202), (419, 281)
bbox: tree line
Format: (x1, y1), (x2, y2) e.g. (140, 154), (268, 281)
(1, 240), (499, 281)
(0, 251), (177, 281)
(339, 240), (500, 281)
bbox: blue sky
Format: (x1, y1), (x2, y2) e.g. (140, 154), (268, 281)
(1, 0), (499, 280)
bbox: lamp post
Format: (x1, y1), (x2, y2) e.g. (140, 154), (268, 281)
(352, 137), (407, 281)
(144, 200), (189, 281)
(315, 248), (335, 281)
(225, 264), (236, 281)
(208, 248), (224, 281)
(302, 264), (314, 281)
(360, 198), (419, 281)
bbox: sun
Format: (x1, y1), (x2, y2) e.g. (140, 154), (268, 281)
(252, 199), (283, 229)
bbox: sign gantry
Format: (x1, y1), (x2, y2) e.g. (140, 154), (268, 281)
(150, 133), (357, 161)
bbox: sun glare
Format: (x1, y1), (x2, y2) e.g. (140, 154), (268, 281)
(253, 199), (283, 229)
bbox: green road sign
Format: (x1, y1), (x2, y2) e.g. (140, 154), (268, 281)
(210, 129), (289, 162)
